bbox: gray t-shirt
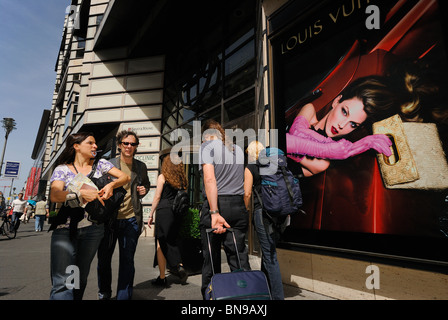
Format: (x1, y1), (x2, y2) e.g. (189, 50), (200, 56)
(199, 139), (244, 196)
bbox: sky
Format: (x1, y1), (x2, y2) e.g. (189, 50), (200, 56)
(0, 0), (70, 197)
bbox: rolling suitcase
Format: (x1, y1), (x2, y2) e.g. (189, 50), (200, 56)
(204, 228), (272, 300)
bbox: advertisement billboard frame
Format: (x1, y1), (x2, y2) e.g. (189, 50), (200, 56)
(269, 0), (448, 267)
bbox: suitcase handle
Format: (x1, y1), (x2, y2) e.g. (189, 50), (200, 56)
(205, 228), (242, 275)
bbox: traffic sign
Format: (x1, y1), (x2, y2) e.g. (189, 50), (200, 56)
(3, 161), (20, 178)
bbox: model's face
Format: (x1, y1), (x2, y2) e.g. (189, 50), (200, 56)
(75, 136), (98, 158)
(120, 135), (138, 158)
(325, 96), (367, 138)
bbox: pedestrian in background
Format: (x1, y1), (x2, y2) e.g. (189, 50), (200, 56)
(199, 119), (250, 298)
(148, 153), (188, 286)
(24, 202), (34, 223)
(0, 191), (6, 213)
(244, 140), (284, 300)
(11, 192), (27, 231)
(97, 130), (150, 300)
(34, 196), (49, 232)
(49, 132), (129, 300)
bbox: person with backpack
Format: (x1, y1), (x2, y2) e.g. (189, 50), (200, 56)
(199, 119), (251, 299)
(244, 141), (290, 300)
(148, 153), (188, 286)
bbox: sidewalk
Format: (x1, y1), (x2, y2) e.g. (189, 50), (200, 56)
(0, 220), (334, 300)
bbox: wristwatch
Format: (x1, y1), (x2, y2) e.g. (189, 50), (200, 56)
(209, 210), (219, 214)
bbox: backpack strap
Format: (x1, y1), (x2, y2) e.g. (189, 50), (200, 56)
(88, 159), (100, 179)
(280, 166), (295, 206)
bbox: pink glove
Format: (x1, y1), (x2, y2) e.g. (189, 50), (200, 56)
(286, 132), (392, 160)
(347, 135), (393, 158)
(289, 116), (331, 143)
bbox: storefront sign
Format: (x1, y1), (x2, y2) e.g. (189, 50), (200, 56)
(134, 154), (159, 169)
(120, 121), (161, 136)
(137, 137), (160, 152)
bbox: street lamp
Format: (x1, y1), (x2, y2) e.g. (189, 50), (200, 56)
(0, 118), (17, 177)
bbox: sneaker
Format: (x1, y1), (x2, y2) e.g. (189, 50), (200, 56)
(98, 292), (111, 300)
(152, 276), (167, 287)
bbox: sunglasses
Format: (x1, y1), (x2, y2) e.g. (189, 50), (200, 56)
(121, 142), (138, 147)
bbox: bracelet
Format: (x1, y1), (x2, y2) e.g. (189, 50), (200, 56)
(209, 210), (219, 214)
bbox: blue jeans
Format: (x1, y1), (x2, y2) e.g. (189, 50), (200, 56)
(35, 215), (45, 231)
(50, 224), (105, 300)
(11, 211), (23, 231)
(97, 216), (140, 300)
(253, 208), (284, 300)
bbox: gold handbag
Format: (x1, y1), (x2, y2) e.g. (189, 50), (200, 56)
(372, 114), (448, 190)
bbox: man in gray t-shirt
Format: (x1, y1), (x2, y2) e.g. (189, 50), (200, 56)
(199, 131), (251, 298)
(199, 139), (245, 196)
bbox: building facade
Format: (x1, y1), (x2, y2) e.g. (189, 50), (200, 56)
(31, 0), (448, 299)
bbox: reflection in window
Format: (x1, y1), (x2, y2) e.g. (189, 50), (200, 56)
(64, 105), (72, 134)
(223, 88), (254, 123)
(160, 0), (256, 210)
(198, 106), (221, 124)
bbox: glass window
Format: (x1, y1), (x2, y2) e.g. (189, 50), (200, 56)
(71, 102), (78, 126)
(160, 0), (256, 205)
(198, 106), (221, 123)
(64, 105), (72, 133)
(223, 88), (254, 123)
(96, 15), (104, 26)
(77, 37), (86, 49)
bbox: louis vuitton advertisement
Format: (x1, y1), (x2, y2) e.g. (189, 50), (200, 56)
(270, 0), (448, 264)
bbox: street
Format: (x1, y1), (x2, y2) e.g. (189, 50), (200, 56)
(0, 218), (331, 301)
(0, 219), (205, 300)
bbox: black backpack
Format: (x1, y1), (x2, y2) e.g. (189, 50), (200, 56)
(254, 147), (302, 220)
(172, 189), (189, 215)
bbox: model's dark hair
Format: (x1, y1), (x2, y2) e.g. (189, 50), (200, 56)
(57, 132), (95, 165)
(386, 60), (448, 124)
(339, 75), (397, 126)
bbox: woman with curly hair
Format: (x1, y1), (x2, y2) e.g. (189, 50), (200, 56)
(148, 153), (188, 286)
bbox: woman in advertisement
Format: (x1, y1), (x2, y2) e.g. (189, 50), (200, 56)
(286, 75), (396, 177)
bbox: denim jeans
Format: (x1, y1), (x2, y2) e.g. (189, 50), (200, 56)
(253, 208), (284, 300)
(11, 211), (23, 231)
(35, 215), (45, 231)
(50, 224), (104, 300)
(97, 216), (140, 300)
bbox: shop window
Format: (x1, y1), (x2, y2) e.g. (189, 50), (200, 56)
(160, 0), (257, 205)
